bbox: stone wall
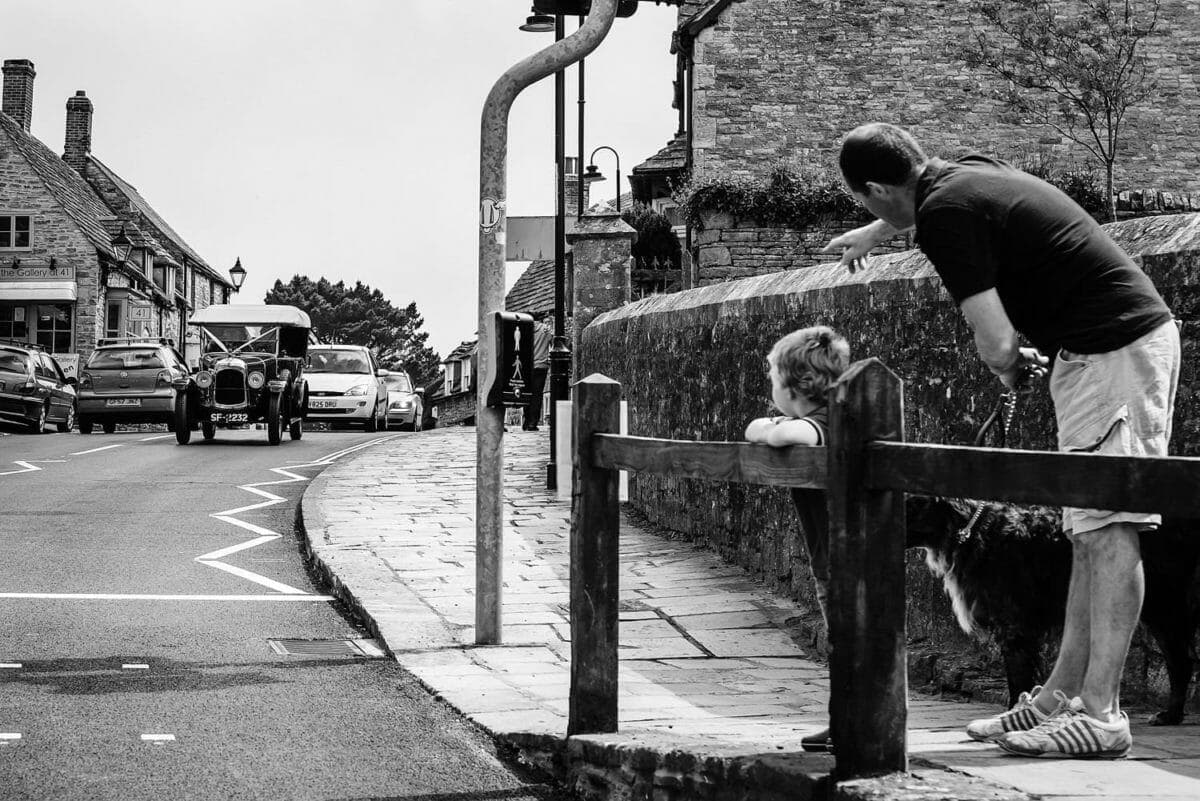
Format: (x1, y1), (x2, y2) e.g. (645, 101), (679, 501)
(581, 212), (1200, 700)
(683, 0), (1200, 194)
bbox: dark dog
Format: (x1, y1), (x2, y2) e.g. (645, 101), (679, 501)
(905, 495), (1200, 725)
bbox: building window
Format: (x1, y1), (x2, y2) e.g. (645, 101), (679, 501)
(105, 301), (123, 339)
(0, 304), (29, 340)
(0, 214), (32, 249)
(35, 303), (73, 353)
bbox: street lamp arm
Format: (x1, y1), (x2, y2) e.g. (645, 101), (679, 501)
(588, 145), (620, 169)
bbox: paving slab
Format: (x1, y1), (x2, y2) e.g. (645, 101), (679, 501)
(301, 426), (1200, 801)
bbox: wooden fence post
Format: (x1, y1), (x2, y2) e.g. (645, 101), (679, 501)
(569, 373), (622, 735)
(827, 358), (907, 778)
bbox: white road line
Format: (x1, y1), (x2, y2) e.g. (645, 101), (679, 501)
(141, 734), (175, 742)
(0, 733), (20, 741)
(0, 461), (40, 477)
(122, 664), (150, 670)
(69, 443), (125, 456)
(0, 663), (21, 668)
(0, 592), (334, 601)
(194, 437), (395, 595)
(139, 434), (173, 442)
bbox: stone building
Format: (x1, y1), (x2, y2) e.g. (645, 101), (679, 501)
(0, 58), (233, 376)
(650, 0), (1200, 285)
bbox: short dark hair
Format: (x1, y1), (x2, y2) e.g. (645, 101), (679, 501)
(838, 123), (927, 193)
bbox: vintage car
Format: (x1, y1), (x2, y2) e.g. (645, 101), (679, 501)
(174, 304), (312, 445)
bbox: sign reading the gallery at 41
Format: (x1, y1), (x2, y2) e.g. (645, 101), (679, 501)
(0, 264), (76, 281)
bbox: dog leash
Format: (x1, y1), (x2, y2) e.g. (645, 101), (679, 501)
(957, 390), (1020, 541)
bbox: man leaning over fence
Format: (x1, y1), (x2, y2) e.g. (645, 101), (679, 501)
(745, 324), (850, 755)
(824, 123), (1180, 760)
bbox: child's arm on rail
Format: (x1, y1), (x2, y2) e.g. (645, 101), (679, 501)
(744, 416), (822, 447)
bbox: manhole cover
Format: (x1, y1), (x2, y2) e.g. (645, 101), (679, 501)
(268, 638), (386, 658)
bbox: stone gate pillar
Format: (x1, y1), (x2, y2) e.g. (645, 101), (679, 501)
(566, 211), (635, 374)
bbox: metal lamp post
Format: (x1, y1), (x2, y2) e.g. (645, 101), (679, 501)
(584, 145), (621, 212)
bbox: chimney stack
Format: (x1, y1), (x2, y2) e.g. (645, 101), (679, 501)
(2, 59), (36, 131)
(564, 156), (591, 218)
(64, 90), (93, 174)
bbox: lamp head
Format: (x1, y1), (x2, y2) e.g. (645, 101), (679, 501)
(519, 9), (556, 32)
(111, 224), (134, 263)
(584, 164), (605, 182)
(229, 257), (247, 290)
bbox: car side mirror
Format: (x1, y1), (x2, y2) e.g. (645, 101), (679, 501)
(65, 376), (78, 386)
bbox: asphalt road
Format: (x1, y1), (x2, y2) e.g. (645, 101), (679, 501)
(0, 424), (563, 801)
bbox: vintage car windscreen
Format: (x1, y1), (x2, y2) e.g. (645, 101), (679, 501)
(87, 348), (165, 369)
(202, 325), (279, 354)
(307, 350), (371, 374)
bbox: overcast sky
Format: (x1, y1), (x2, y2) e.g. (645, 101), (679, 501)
(8, 0), (680, 358)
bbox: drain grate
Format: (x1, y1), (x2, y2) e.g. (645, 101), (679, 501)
(268, 638), (386, 658)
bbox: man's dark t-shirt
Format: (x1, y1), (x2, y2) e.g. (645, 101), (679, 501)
(914, 155), (1171, 356)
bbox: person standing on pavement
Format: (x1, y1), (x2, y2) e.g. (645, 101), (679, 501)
(825, 123), (1179, 760)
(744, 324), (850, 754)
(523, 312), (552, 431)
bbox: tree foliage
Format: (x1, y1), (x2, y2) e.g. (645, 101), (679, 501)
(621, 203), (682, 268)
(676, 165), (867, 230)
(264, 275), (441, 384)
(962, 0), (1162, 220)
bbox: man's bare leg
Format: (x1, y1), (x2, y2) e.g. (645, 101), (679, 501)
(1079, 522), (1143, 720)
(1034, 545), (1091, 714)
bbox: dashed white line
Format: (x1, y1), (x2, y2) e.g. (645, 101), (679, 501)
(0, 733), (21, 742)
(69, 443), (125, 456)
(0, 663), (21, 668)
(122, 664), (150, 670)
(141, 734), (175, 743)
(139, 434), (173, 442)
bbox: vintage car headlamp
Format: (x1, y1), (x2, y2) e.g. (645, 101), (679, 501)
(195, 371), (214, 389)
(344, 383), (371, 396)
(247, 371), (265, 389)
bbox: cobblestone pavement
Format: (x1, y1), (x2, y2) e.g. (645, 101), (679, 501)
(301, 427), (1200, 800)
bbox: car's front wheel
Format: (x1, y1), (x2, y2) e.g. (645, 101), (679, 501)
(365, 402), (380, 433)
(289, 414), (303, 441)
(56, 403), (76, 433)
(201, 419), (216, 441)
(102, 422), (116, 434)
(78, 416), (94, 435)
(267, 395), (284, 445)
(174, 395), (191, 444)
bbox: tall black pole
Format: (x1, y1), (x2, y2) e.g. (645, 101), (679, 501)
(577, 14), (586, 221)
(547, 13), (570, 490)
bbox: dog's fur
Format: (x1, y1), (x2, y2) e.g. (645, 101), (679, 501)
(905, 495), (1200, 725)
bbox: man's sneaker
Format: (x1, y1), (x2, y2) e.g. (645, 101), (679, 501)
(966, 685), (1055, 742)
(998, 695), (1132, 759)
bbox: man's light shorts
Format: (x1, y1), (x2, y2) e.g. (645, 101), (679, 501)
(1050, 319), (1181, 538)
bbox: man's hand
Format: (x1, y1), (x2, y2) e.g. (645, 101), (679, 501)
(820, 219), (903, 273)
(998, 347), (1049, 392)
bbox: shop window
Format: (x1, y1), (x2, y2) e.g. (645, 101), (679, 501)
(0, 214), (32, 250)
(35, 304), (73, 353)
(1, 304), (29, 340)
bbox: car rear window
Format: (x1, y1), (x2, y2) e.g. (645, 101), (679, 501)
(307, 350), (371, 374)
(87, 348), (166, 370)
(0, 351), (31, 373)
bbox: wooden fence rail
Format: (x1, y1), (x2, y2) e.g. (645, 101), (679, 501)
(568, 359), (1200, 779)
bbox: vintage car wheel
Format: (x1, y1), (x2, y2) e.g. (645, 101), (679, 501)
(102, 422), (117, 434)
(174, 396), (192, 444)
(28, 402), (48, 434)
(289, 414), (303, 441)
(202, 419), (216, 441)
(56, 403), (76, 433)
(268, 395), (284, 445)
(78, 417), (94, 435)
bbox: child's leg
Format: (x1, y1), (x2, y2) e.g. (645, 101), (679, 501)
(790, 488), (830, 630)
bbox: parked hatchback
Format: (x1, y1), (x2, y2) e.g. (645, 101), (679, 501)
(0, 340), (77, 433)
(304, 344), (388, 431)
(77, 338), (190, 434)
(381, 369), (424, 431)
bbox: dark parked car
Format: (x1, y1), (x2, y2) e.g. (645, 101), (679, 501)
(77, 338), (190, 434)
(174, 305), (312, 445)
(0, 339), (76, 433)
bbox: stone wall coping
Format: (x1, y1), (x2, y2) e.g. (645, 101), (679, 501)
(591, 212), (1200, 329)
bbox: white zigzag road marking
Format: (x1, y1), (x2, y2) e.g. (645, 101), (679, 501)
(198, 437), (395, 594)
(0, 461), (40, 477)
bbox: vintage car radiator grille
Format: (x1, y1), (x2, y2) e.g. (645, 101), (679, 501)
(214, 368), (246, 406)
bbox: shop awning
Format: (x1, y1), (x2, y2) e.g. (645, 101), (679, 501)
(0, 281), (78, 301)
